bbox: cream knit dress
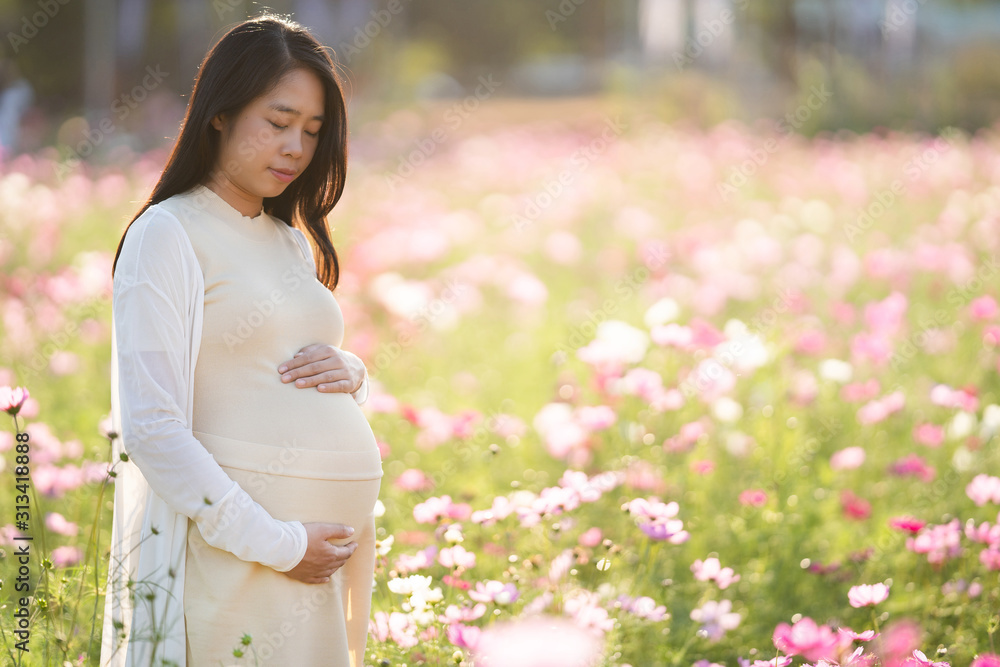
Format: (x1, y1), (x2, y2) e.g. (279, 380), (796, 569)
(167, 184), (383, 666)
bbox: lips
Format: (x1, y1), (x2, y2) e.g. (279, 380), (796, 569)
(269, 167), (297, 183)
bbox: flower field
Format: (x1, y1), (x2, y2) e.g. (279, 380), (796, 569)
(1, 102), (1000, 666)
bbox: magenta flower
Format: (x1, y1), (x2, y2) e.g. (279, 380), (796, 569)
(970, 654), (1000, 667)
(889, 454), (936, 482)
(848, 583), (889, 608)
(773, 617), (848, 661)
(889, 516), (927, 534)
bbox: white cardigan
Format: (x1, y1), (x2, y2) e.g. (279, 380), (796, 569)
(100, 199), (369, 667)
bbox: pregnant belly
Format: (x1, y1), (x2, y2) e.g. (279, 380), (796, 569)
(193, 366), (380, 451)
(192, 372), (384, 483)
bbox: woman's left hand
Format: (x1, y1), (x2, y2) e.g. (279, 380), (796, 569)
(277, 343), (365, 394)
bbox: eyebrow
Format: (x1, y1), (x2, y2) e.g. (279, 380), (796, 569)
(268, 102), (324, 122)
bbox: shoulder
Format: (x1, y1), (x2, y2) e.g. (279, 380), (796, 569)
(115, 204), (198, 289)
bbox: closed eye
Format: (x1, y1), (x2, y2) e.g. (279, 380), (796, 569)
(269, 120), (319, 137)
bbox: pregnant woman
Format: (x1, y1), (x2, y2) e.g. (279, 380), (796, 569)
(100, 14), (382, 667)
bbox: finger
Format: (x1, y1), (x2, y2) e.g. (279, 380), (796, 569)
(325, 525), (356, 539)
(317, 377), (353, 393)
(277, 344), (322, 374)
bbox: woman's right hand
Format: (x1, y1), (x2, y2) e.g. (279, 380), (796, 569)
(280, 522), (358, 584)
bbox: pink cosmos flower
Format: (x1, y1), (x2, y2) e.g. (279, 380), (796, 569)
(563, 589), (615, 636)
(574, 405), (616, 430)
(51, 545), (83, 568)
(616, 594), (668, 621)
(394, 468), (434, 492)
(964, 518), (1000, 546)
(970, 654), (1000, 667)
(970, 295), (998, 321)
(438, 602), (487, 625)
(906, 519), (962, 564)
(471, 616), (602, 667)
(889, 516), (927, 534)
(739, 489), (768, 507)
(469, 580), (519, 605)
(842, 378), (880, 403)
(889, 454), (936, 482)
(369, 610), (418, 648)
(831, 446), (866, 470)
(691, 557), (741, 589)
(773, 616), (848, 661)
(906, 649), (951, 667)
(690, 599), (741, 641)
(967, 474), (1000, 506)
(879, 619), (922, 663)
(0, 385), (30, 416)
(446, 623), (482, 649)
(394, 545), (438, 574)
(438, 545), (476, 569)
(413, 495), (472, 524)
(841, 490), (872, 520)
(848, 583), (890, 608)
(578, 527), (602, 547)
(690, 459), (715, 475)
(838, 627), (878, 641)
(929, 384), (979, 412)
(912, 423), (944, 447)
(45, 512), (79, 536)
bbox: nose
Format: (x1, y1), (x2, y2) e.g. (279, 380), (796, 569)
(282, 131), (304, 158)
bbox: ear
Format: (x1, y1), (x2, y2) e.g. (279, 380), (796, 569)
(210, 113), (225, 132)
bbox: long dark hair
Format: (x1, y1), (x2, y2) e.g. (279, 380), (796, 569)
(111, 12), (348, 291)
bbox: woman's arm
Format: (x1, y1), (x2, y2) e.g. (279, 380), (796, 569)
(113, 211), (307, 572)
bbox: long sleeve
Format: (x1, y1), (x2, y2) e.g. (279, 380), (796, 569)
(290, 226), (370, 406)
(113, 211), (307, 572)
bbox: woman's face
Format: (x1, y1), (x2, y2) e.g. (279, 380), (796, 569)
(209, 67), (325, 206)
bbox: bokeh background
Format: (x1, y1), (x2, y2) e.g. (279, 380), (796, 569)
(2, 2), (1000, 666)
